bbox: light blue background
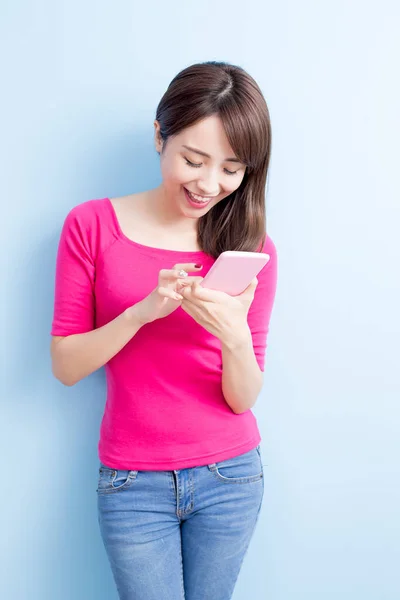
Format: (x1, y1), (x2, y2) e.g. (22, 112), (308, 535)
(1, 1), (399, 599)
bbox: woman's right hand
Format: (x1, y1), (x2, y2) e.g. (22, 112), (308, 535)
(129, 263), (204, 325)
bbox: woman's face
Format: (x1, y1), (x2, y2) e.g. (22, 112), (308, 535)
(154, 114), (247, 218)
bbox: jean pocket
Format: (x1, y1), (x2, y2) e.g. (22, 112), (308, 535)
(208, 447), (263, 484)
(96, 465), (139, 495)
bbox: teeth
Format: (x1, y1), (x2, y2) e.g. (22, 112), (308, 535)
(187, 189), (210, 203)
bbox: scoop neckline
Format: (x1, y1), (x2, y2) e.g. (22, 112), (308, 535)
(105, 197), (210, 259)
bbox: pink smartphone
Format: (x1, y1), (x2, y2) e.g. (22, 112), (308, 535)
(200, 251), (270, 296)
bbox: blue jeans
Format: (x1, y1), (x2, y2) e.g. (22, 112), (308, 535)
(97, 445), (264, 600)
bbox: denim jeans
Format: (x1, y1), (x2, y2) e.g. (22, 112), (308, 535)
(97, 445), (264, 600)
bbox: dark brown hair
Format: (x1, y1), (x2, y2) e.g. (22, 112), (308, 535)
(155, 61), (272, 258)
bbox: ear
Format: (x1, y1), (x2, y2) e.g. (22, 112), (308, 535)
(154, 120), (163, 154)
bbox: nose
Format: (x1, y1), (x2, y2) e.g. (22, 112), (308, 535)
(196, 183), (220, 197)
(196, 171), (220, 197)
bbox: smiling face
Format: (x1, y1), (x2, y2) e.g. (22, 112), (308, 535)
(154, 114), (247, 219)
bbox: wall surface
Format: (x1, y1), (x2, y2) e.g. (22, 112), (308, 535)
(1, 1), (399, 598)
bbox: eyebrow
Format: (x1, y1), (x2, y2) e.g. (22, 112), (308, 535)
(181, 145), (243, 164)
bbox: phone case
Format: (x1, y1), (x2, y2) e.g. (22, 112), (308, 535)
(200, 251), (270, 296)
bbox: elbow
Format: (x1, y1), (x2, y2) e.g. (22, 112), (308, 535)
(51, 366), (77, 387)
(60, 377), (77, 387)
(227, 399), (253, 414)
(232, 405), (253, 415)
(51, 354), (78, 387)
(51, 339), (79, 386)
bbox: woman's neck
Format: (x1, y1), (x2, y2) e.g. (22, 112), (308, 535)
(143, 185), (198, 234)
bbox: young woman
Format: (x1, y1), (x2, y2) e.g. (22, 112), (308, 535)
(50, 61), (278, 600)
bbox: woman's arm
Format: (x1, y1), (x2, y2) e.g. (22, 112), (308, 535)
(51, 308), (143, 387)
(220, 325), (263, 414)
(51, 263), (203, 386)
(180, 239), (278, 414)
(179, 280), (265, 413)
(50, 203), (205, 386)
(221, 238), (278, 413)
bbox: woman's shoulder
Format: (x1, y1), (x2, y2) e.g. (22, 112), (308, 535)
(64, 197), (111, 225)
(59, 197), (118, 257)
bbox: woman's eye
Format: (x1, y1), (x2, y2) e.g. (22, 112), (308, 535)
(184, 158), (238, 176)
(185, 158), (202, 169)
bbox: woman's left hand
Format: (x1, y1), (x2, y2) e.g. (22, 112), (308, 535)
(178, 277), (258, 344)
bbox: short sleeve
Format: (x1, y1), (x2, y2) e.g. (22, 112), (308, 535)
(247, 236), (278, 372)
(50, 205), (96, 336)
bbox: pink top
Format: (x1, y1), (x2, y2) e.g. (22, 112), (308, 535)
(51, 198), (278, 470)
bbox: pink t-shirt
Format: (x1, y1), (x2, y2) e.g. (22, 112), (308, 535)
(51, 198), (278, 470)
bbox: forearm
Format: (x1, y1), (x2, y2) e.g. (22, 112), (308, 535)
(220, 325), (263, 414)
(51, 306), (143, 386)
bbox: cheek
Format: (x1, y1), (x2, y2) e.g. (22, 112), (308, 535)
(162, 160), (192, 185)
(226, 181), (240, 193)
(221, 179), (243, 199)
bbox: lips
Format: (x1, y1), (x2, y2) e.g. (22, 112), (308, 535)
(184, 187), (214, 209)
(185, 188), (211, 203)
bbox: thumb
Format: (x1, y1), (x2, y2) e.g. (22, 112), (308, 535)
(246, 276), (258, 291)
(239, 277), (258, 299)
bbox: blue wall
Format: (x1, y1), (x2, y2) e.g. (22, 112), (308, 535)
(1, 1), (399, 598)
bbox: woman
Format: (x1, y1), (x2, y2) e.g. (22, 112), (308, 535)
(50, 61), (278, 600)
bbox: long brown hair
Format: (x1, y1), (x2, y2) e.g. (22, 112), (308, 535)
(155, 61), (272, 258)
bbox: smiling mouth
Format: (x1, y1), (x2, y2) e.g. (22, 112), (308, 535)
(184, 188), (217, 202)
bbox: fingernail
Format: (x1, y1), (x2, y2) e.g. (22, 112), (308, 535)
(174, 293), (183, 300)
(195, 264), (202, 268)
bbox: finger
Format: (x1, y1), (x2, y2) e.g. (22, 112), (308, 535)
(180, 283), (196, 300)
(157, 286), (183, 301)
(177, 276), (204, 284)
(176, 276), (204, 291)
(188, 281), (230, 302)
(242, 277), (258, 294)
(159, 268), (203, 283)
(236, 277), (258, 302)
(159, 263), (203, 279)
(180, 283), (214, 305)
(173, 262), (203, 273)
